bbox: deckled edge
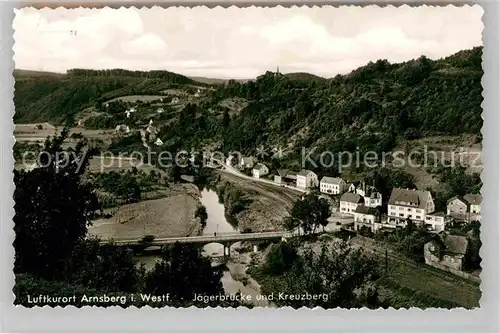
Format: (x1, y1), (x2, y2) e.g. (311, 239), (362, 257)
(4, 3), (498, 334)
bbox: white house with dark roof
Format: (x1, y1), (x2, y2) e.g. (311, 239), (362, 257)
(340, 192), (364, 214)
(447, 193), (482, 221)
(353, 205), (379, 231)
(464, 194), (482, 215)
(424, 212), (451, 232)
(252, 163), (269, 179)
(239, 156), (256, 170)
(387, 188), (435, 226)
(320, 177), (346, 195)
(296, 169), (318, 190)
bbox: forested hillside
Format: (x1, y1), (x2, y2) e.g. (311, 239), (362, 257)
(14, 68), (197, 124)
(153, 47), (482, 164)
(14, 47), (483, 166)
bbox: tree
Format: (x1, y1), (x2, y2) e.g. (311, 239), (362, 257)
(14, 128), (99, 279)
(259, 240), (379, 308)
(289, 193), (331, 234)
(263, 242), (298, 275)
(222, 110), (230, 128)
(144, 243), (224, 306)
(63, 237), (144, 293)
(195, 205), (208, 227)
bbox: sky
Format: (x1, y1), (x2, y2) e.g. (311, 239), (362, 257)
(13, 5), (483, 79)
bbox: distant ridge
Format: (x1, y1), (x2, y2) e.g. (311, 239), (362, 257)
(283, 72), (327, 84)
(14, 69), (65, 79)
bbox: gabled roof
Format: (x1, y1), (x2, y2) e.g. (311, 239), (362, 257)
(320, 176), (344, 185)
(436, 233), (469, 255)
(297, 169), (316, 177)
(253, 163), (267, 171)
(354, 205), (378, 215)
(340, 192), (364, 204)
(277, 169), (289, 177)
(388, 188), (431, 209)
(464, 194), (482, 205)
(241, 156), (256, 165)
(447, 195), (467, 205)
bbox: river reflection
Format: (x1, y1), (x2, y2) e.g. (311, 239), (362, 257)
(199, 188), (239, 257)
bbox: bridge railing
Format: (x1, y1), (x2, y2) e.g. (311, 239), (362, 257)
(99, 231), (292, 245)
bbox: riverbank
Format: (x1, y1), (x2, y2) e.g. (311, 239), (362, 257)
(210, 171), (302, 232)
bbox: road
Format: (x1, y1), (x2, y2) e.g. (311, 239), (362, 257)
(203, 153), (308, 193)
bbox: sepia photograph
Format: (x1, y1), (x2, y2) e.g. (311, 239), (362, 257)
(12, 5), (483, 309)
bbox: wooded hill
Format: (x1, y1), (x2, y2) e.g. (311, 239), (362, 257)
(13, 68), (198, 124)
(14, 47), (483, 166)
(153, 47), (482, 165)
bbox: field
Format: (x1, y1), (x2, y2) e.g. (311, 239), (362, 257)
(88, 183), (202, 240)
(350, 236), (481, 308)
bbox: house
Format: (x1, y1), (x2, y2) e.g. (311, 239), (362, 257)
(320, 177), (346, 195)
(424, 232), (469, 271)
(274, 169), (297, 185)
(171, 97), (180, 104)
(339, 192), (364, 214)
(447, 194), (482, 221)
(274, 169), (288, 184)
(157, 108), (164, 114)
(424, 212), (451, 232)
(125, 107), (136, 118)
(115, 124), (130, 134)
(464, 194), (482, 215)
(225, 155), (235, 167)
(447, 196), (469, 218)
(354, 181), (383, 208)
(240, 156), (256, 170)
(347, 181), (361, 193)
(296, 169), (318, 190)
(387, 188), (435, 226)
(353, 205), (379, 232)
(154, 138), (164, 146)
(252, 163), (269, 179)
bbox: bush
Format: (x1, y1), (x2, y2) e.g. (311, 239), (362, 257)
(263, 242), (298, 275)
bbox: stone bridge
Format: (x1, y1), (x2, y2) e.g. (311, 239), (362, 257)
(99, 231), (292, 257)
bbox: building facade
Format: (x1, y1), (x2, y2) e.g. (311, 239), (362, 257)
(296, 170), (318, 190)
(340, 193), (364, 214)
(387, 188), (435, 226)
(353, 205), (379, 231)
(424, 233), (469, 271)
(252, 163), (269, 179)
(319, 177), (346, 195)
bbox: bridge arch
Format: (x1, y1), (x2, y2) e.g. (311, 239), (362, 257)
(202, 242), (227, 258)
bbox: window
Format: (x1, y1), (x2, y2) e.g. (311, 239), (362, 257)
(399, 213), (404, 217)
(408, 214), (412, 218)
(416, 215), (421, 219)
(390, 212), (396, 216)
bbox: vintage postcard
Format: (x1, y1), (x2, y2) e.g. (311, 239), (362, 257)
(12, 5), (483, 309)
